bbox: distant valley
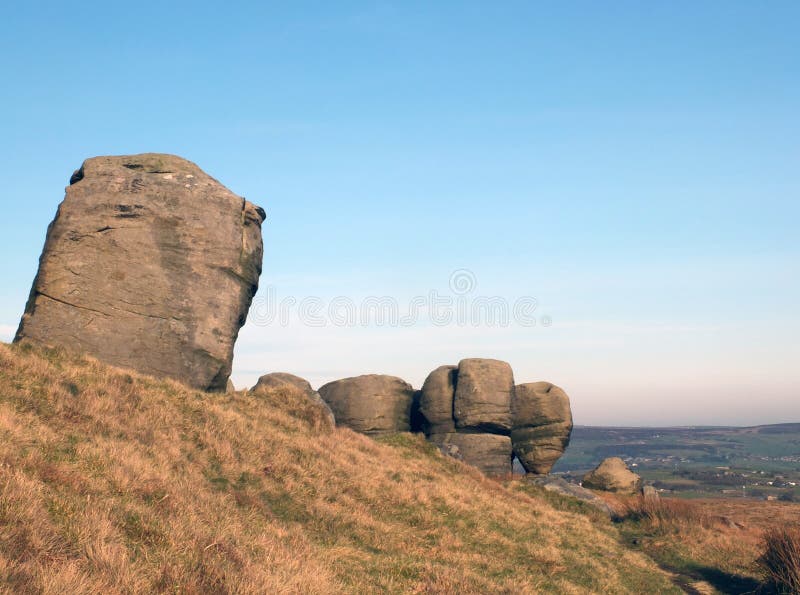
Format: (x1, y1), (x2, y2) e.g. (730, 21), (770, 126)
(553, 423), (800, 500)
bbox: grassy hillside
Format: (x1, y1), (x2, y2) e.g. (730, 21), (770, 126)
(0, 342), (678, 594)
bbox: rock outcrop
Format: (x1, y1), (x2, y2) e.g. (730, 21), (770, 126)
(582, 457), (641, 494)
(419, 365), (457, 434)
(316, 359), (573, 478)
(417, 360), (573, 476)
(511, 382), (573, 474)
(453, 358), (514, 433)
(417, 359), (515, 475)
(253, 372), (335, 426)
(252, 372), (335, 430)
(318, 374), (414, 434)
(429, 433), (512, 476)
(15, 154), (264, 391)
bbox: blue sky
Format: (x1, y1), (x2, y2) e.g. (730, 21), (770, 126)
(1, 1), (798, 425)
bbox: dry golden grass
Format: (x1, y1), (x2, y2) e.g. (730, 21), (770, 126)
(759, 526), (800, 593)
(604, 493), (800, 594)
(0, 341), (678, 594)
(610, 494), (713, 529)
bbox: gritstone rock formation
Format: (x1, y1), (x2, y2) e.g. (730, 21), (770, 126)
(14, 153), (265, 391)
(418, 360), (573, 476)
(429, 433), (512, 476)
(318, 374), (415, 434)
(252, 372), (335, 429)
(417, 359), (516, 475)
(582, 457), (642, 494)
(305, 358), (572, 477)
(511, 382), (573, 474)
(453, 358), (514, 433)
(419, 365), (457, 435)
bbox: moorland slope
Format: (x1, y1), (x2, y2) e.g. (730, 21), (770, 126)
(0, 342), (677, 593)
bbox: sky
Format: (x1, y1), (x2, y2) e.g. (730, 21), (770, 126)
(1, 1), (798, 425)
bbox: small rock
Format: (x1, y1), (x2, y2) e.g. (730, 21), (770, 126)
(582, 457), (642, 494)
(437, 442), (463, 461)
(641, 485), (659, 500)
(526, 476), (614, 516)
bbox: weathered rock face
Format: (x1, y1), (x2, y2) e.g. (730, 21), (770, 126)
(429, 433), (512, 476)
(416, 359), (517, 476)
(511, 382), (573, 474)
(252, 372), (335, 430)
(511, 426), (570, 475)
(582, 457), (641, 494)
(318, 374), (414, 434)
(419, 365), (457, 434)
(15, 154), (265, 392)
(453, 358), (514, 433)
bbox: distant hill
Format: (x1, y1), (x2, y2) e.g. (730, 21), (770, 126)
(0, 342), (677, 593)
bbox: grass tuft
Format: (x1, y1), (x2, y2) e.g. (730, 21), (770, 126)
(613, 494), (711, 530)
(759, 526), (800, 593)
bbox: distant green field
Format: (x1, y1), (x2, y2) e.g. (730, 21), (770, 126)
(553, 423), (800, 499)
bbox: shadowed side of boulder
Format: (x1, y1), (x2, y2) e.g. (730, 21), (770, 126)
(419, 364), (457, 435)
(14, 153), (265, 391)
(428, 432), (512, 476)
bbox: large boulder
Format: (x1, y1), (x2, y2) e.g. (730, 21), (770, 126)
(14, 154), (264, 391)
(582, 457), (642, 494)
(252, 372), (335, 431)
(511, 382), (573, 474)
(429, 433), (512, 476)
(419, 365), (457, 434)
(317, 374), (414, 434)
(251, 372), (336, 428)
(453, 358), (514, 433)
